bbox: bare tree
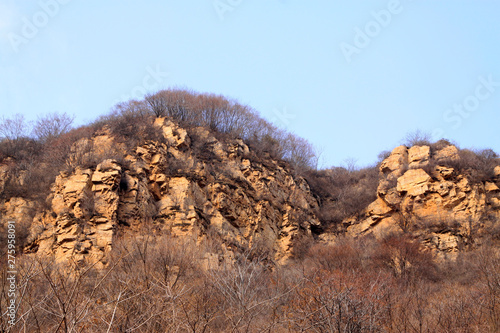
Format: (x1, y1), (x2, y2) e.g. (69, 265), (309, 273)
(0, 114), (31, 141)
(32, 112), (75, 143)
(145, 92), (169, 117)
(282, 132), (318, 170)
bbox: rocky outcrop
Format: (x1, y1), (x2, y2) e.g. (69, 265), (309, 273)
(24, 118), (320, 266)
(0, 197), (36, 226)
(27, 160), (122, 268)
(347, 143), (500, 258)
(6, 117), (499, 266)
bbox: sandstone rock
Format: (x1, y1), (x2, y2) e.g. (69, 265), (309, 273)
(494, 166), (500, 178)
(1, 197), (35, 226)
(348, 143), (500, 256)
(435, 145), (460, 162)
(434, 181), (455, 197)
(408, 145), (430, 168)
(93, 133), (121, 157)
(228, 139), (250, 158)
(24, 120), (321, 266)
(51, 168), (93, 218)
(384, 188), (403, 207)
(0, 163), (10, 194)
(457, 176), (471, 192)
(380, 146), (408, 177)
(366, 197), (393, 217)
(491, 197), (500, 208)
(93, 160), (120, 197)
(485, 182), (500, 193)
(435, 166), (455, 180)
(430, 233), (460, 253)
(347, 213), (400, 239)
(66, 130), (126, 168)
(154, 117), (191, 149)
(397, 169), (432, 196)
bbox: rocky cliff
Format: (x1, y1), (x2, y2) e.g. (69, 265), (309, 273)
(346, 143), (500, 258)
(9, 118), (320, 267)
(2, 117), (500, 267)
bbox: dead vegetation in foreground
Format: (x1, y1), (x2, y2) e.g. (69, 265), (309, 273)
(2, 231), (500, 332)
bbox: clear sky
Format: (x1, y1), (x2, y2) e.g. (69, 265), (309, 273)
(1, 0), (499, 168)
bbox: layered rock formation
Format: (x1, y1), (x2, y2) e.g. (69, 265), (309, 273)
(21, 118), (320, 267)
(2, 118), (499, 267)
(347, 143), (500, 258)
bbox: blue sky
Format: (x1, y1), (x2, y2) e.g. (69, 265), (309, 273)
(1, 0), (499, 168)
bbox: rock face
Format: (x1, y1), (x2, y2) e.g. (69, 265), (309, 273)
(347, 144), (500, 258)
(1, 197), (35, 224)
(24, 118), (320, 266)
(4, 120), (499, 266)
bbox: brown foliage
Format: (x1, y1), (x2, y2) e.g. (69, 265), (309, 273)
(143, 89), (318, 170)
(374, 234), (439, 284)
(305, 165), (379, 229)
(3, 232), (500, 332)
(406, 135), (499, 184)
(404, 130), (432, 147)
(450, 148), (499, 183)
(94, 100), (163, 149)
(32, 112), (75, 143)
(289, 268), (393, 332)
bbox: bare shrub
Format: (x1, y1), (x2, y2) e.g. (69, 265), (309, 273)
(97, 100), (162, 149)
(442, 147), (499, 183)
(289, 268), (393, 332)
(206, 252), (293, 332)
(0, 136), (40, 164)
(373, 234), (438, 284)
(43, 125), (94, 166)
(0, 139), (44, 199)
(377, 150), (391, 162)
(432, 285), (483, 332)
(430, 138), (453, 152)
(403, 129), (432, 147)
(306, 237), (366, 272)
(474, 245), (500, 331)
(282, 133), (318, 171)
(145, 88), (199, 122)
(304, 165), (379, 229)
(1, 255), (113, 333)
(4, 232), (500, 332)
